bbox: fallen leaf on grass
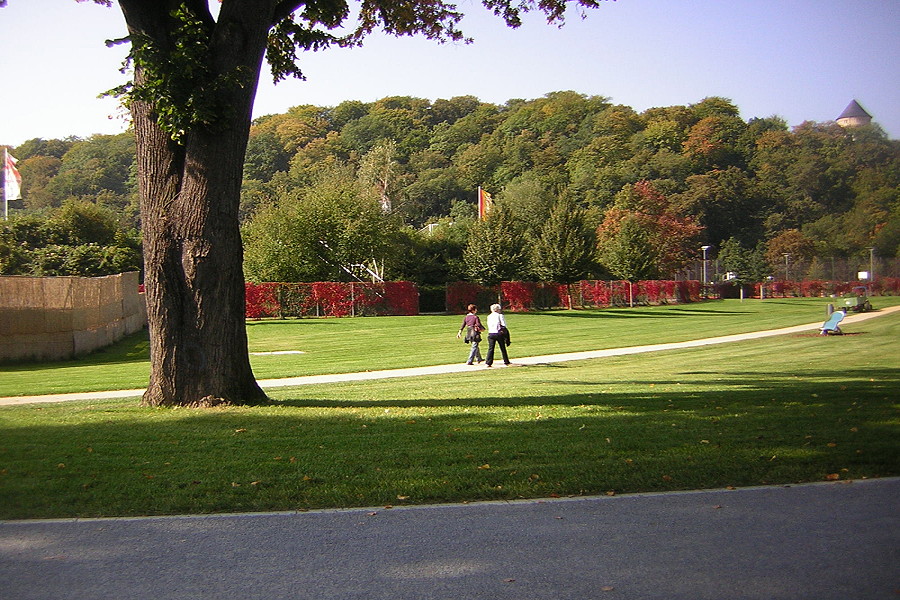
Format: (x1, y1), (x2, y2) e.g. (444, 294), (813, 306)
(825, 473), (840, 481)
(477, 464), (491, 470)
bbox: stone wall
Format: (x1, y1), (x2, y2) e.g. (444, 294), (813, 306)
(0, 272), (146, 362)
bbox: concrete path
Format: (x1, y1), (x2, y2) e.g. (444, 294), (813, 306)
(2, 305), (897, 406)
(1, 478), (897, 599)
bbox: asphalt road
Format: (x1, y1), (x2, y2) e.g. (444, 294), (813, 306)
(2, 478), (897, 600)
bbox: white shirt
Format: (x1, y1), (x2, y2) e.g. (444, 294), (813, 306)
(487, 311), (506, 334)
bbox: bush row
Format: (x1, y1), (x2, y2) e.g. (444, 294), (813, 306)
(446, 280), (703, 313)
(244, 277), (900, 318)
(753, 278), (900, 298)
(245, 281), (418, 318)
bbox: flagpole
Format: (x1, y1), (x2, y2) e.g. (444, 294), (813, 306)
(476, 186), (481, 220)
(2, 147), (7, 221)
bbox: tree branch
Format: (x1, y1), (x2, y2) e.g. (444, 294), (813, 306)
(273, 0), (307, 24)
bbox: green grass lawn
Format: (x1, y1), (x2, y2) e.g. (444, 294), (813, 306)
(3, 296), (899, 398)
(0, 298), (897, 520)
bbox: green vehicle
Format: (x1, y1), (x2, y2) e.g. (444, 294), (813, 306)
(843, 286), (873, 312)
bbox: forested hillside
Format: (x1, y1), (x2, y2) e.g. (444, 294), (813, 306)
(4, 92), (898, 286)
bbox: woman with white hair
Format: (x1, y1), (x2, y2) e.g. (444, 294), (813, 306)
(485, 303), (511, 367)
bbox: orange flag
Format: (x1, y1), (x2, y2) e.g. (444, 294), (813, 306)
(477, 186), (492, 220)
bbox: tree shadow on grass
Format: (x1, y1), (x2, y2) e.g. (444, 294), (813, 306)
(246, 319), (346, 328)
(0, 329), (151, 372)
(536, 307), (754, 319)
(1, 367), (897, 520)
(270, 366), (899, 410)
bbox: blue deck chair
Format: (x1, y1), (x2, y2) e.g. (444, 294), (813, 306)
(820, 310), (845, 335)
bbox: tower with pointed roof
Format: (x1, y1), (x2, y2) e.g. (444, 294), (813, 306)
(836, 100), (872, 128)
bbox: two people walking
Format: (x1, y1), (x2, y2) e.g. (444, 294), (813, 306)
(457, 303), (511, 367)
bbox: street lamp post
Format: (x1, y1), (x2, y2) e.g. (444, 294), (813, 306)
(783, 253), (790, 297)
(868, 247), (875, 284)
(701, 245), (711, 298)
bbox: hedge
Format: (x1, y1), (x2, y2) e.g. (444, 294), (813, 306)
(245, 281), (418, 318)
(245, 277), (900, 318)
(446, 280), (702, 313)
(726, 277), (900, 299)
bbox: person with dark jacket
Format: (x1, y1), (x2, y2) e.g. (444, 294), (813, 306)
(456, 304), (485, 365)
(485, 303), (511, 367)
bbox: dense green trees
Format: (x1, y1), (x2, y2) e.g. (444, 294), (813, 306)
(8, 92), (898, 287)
(0, 201), (141, 276)
(12, 133), (139, 224)
(242, 166), (397, 282)
(232, 92), (896, 285)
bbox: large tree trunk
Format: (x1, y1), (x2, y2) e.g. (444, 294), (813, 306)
(121, 1), (277, 406)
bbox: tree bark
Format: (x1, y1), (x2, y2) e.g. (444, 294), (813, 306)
(120, 0), (278, 406)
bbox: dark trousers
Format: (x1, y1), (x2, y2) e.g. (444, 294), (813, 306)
(485, 333), (510, 366)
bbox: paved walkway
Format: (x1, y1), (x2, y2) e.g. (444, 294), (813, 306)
(1, 478), (897, 599)
(2, 305), (897, 406)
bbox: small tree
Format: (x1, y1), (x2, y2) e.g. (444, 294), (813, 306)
(719, 236), (769, 299)
(463, 204), (529, 287)
(530, 197), (597, 305)
(599, 215), (658, 280)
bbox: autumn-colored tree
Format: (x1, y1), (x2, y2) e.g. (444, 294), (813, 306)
(764, 229), (816, 275)
(597, 181), (703, 279)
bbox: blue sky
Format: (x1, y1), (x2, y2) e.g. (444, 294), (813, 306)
(1, 0), (897, 147)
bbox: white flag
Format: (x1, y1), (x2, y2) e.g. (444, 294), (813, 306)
(4, 151), (22, 201)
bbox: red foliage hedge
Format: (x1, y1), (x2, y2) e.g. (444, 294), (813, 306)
(446, 280), (702, 313)
(245, 281), (418, 318)
(731, 277), (900, 299)
(246, 277), (899, 318)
